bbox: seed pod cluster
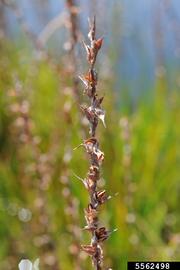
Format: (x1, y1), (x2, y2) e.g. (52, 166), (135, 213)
(76, 17), (115, 270)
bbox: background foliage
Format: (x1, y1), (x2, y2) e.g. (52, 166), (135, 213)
(0, 1), (179, 269)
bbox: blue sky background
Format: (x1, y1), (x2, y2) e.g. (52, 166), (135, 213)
(3, 0), (180, 99)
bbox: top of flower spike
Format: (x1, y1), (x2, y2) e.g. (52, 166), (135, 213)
(82, 16), (104, 66)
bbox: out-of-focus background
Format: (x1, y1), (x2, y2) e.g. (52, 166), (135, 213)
(0, 0), (179, 269)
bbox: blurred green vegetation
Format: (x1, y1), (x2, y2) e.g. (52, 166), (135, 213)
(0, 39), (179, 270)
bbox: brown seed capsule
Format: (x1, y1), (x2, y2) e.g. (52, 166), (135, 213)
(95, 37), (104, 50)
(83, 137), (98, 154)
(96, 190), (109, 204)
(84, 204), (98, 229)
(81, 244), (97, 256)
(95, 227), (118, 243)
(93, 148), (104, 164)
(85, 69), (98, 86)
(95, 227), (109, 242)
(87, 165), (100, 181)
(86, 177), (96, 192)
(80, 105), (97, 124)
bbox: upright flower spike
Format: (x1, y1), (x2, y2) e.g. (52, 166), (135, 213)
(76, 17), (115, 269)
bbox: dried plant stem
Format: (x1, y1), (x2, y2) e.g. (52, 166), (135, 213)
(65, 0), (86, 136)
(55, 2), (83, 269)
(8, 83), (60, 270)
(77, 17), (113, 270)
(66, 0), (79, 49)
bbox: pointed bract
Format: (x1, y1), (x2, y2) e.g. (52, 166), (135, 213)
(81, 244), (97, 256)
(95, 37), (104, 50)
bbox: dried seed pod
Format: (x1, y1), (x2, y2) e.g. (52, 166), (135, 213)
(80, 105), (99, 135)
(81, 244), (97, 256)
(83, 40), (94, 64)
(83, 137), (98, 153)
(93, 148), (104, 163)
(85, 69), (98, 86)
(84, 204), (98, 229)
(87, 165), (100, 181)
(96, 190), (109, 205)
(95, 107), (106, 127)
(86, 177), (96, 192)
(95, 227), (109, 242)
(94, 37), (104, 50)
(80, 105), (97, 123)
(95, 227), (117, 243)
(83, 137), (104, 164)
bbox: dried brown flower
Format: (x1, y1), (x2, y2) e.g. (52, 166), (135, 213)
(81, 244), (97, 256)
